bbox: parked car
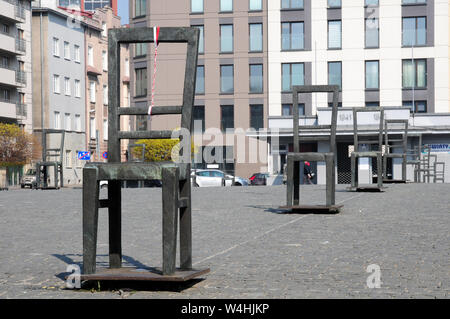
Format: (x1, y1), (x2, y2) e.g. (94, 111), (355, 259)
(249, 173), (269, 186)
(20, 168), (37, 189)
(191, 169), (249, 187)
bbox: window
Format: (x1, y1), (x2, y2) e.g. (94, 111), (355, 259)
(328, 62), (342, 89)
(53, 38), (60, 56)
(402, 0), (427, 4)
(220, 65), (234, 94)
(328, 0), (341, 8)
(89, 81), (96, 103)
(192, 25), (204, 54)
(402, 59), (426, 89)
(65, 150), (72, 168)
(282, 63), (304, 92)
(281, 0), (304, 9)
(191, 0), (203, 13)
(250, 105), (264, 130)
(365, 102), (379, 107)
(54, 111), (61, 129)
(65, 113), (71, 131)
(221, 105), (234, 132)
(53, 75), (60, 94)
(220, 24), (233, 53)
(282, 104), (305, 116)
(102, 22), (107, 37)
(64, 77), (71, 96)
(135, 0), (146, 17)
(402, 17), (426, 46)
(74, 79), (81, 98)
(90, 117), (96, 139)
(365, 18), (379, 48)
(125, 58), (130, 77)
(103, 119), (108, 140)
(135, 68), (147, 96)
(220, 0), (233, 12)
(88, 46), (93, 66)
(193, 105), (205, 133)
(103, 85), (108, 105)
(328, 20), (342, 49)
(75, 114), (81, 132)
(249, 0), (262, 11)
(249, 64), (263, 93)
(195, 65), (205, 94)
(365, 0), (379, 6)
(102, 51), (108, 71)
(281, 22), (304, 50)
(249, 23), (263, 52)
(1, 88), (11, 101)
(135, 43), (147, 57)
(365, 61), (379, 89)
(64, 42), (70, 60)
(74, 45), (80, 62)
(403, 100), (427, 113)
(1, 23), (9, 35)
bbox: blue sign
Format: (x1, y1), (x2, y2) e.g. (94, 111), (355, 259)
(102, 152), (108, 159)
(78, 151), (91, 161)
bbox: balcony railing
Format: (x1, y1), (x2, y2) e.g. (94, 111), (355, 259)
(16, 38), (25, 52)
(16, 70), (26, 85)
(0, 61), (14, 71)
(16, 102), (27, 117)
(15, 4), (25, 20)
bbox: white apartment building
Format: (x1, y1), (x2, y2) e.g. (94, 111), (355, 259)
(262, 0), (450, 184)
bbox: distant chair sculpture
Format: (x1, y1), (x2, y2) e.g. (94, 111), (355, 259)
(349, 107), (385, 192)
(81, 27), (209, 281)
(35, 129), (65, 190)
(433, 162), (445, 183)
(383, 119), (408, 183)
(406, 134), (423, 183)
(281, 85), (342, 214)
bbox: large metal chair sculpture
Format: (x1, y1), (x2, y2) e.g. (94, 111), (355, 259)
(35, 129), (65, 190)
(281, 85), (342, 214)
(81, 27), (209, 281)
(383, 119), (408, 183)
(349, 107), (385, 192)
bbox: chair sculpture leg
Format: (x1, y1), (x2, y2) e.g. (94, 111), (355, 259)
(162, 167), (179, 275)
(82, 167), (100, 274)
(108, 180), (122, 269)
(351, 154), (357, 188)
(179, 178), (192, 270)
(402, 155), (407, 182)
(377, 153), (383, 188)
(325, 154), (335, 206)
(293, 160), (300, 205)
(286, 157), (294, 207)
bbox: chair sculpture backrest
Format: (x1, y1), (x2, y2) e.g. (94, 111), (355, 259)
(384, 120), (408, 155)
(292, 85), (340, 154)
(42, 129), (65, 163)
(353, 107), (384, 153)
(108, 27), (199, 177)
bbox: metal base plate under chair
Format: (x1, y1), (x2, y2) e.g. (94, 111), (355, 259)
(279, 205), (343, 214)
(79, 267), (210, 282)
(346, 185), (387, 192)
(382, 180), (407, 184)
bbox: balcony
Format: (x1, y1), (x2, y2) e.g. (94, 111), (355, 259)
(0, 31), (16, 54)
(15, 70), (26, 86)
(16, 38), (26, 54)
(0, 0), (25, 23)
(16, 102), (26, 117)
(0, 98), (16, 119)
(0, 64), (17, 86)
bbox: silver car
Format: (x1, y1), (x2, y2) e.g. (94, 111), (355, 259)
(21, 169), (37, 189)
(191, 169), (249, 187)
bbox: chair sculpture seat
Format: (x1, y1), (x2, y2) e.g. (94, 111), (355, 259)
(383, 119), (408, 184)
(281, 85), (342, 214)
(348, 107), (385, 192)
(35, 129), (65, 190)
(81, 27), (209, 282)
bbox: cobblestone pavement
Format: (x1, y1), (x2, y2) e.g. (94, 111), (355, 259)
(0, 183), (449, 299)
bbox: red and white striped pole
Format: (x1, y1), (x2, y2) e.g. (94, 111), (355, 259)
(148, 26), (160, 119)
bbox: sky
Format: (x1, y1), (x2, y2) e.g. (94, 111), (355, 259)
(117, 0), (129, 25)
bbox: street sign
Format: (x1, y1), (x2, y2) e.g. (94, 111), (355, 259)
(78, 151), (91, 161)
(102, 152), (108, 159)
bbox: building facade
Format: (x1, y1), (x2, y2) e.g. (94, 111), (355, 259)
(264, 0), (450, 184)
(57, 0), (118, 15)
(0, 0), (33, 186)
(32, 6), (87, 185)
(83, 6), (130, 162)
(129, 0), (269, 178)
